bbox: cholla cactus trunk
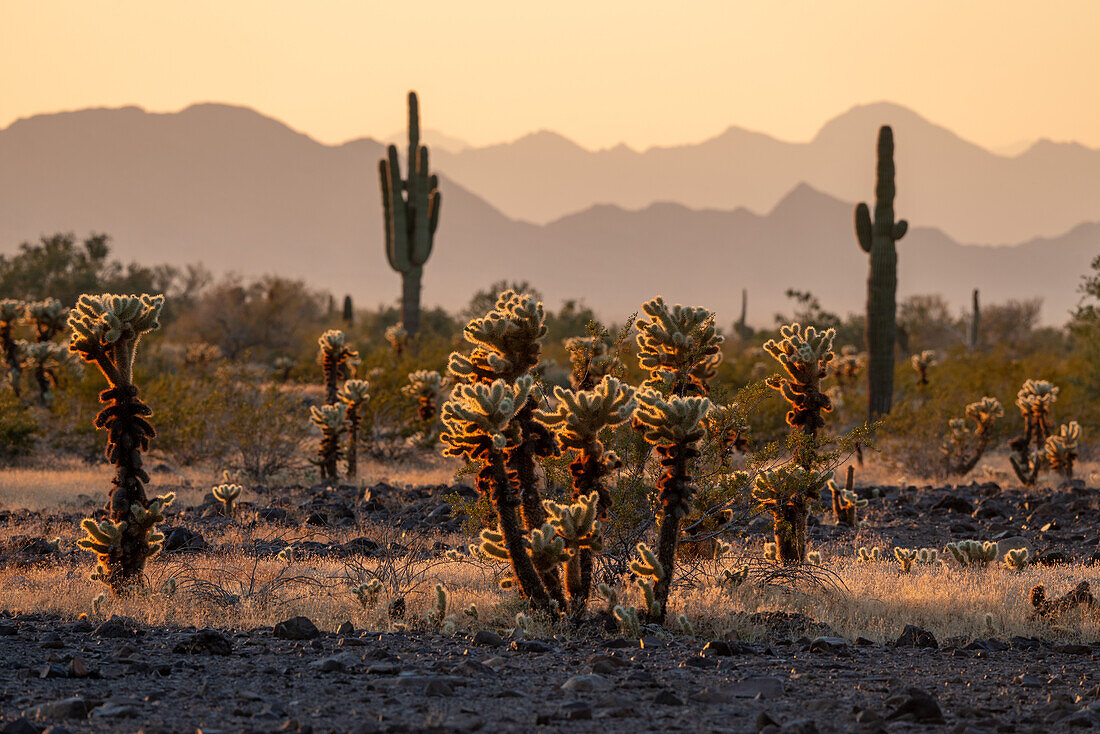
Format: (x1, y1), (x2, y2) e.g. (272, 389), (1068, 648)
(345, 404), (361, 478)
(773, 505), (810, 564)
(484, 453), (551, 608)
(855, 126), (908, 419)
(322, 351), (342, 404)
(0, 302), (24, 398)
(417, 395), (437, 423)
(832, 466), (857, 526)
(652, 442), (694, 623)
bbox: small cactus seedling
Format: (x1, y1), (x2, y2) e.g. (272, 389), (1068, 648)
(1045, 421), (1081, 479)
(763, 323), (835, 457)
(338, 379), (371, 479)
(402, 369), (444, 425)
(613, 604), (642, 638)
(440, 376), (553, 610)
(596, 582), (620, 614)
(628, 542), (665, 619)
(830, 465), (864, 526)
(910, 350), (937, 386)
(1003, 548), (1029, 571)
(380, 91), (441, 339)
(806, 551), (822, 565)
(25, 298), (68, 342)
(763, 541), (778, 562)
(68, 293), (170, 594)
(635, 296), (724, 396)
(855, 125), (908, 419)
(677, 614), (695, 637)
(425, 582), (449, 626)
(212, 483), (242, 516)
(564, 335), (623, 390)
(385, 324), (409, 357)
(310, 403), (348, 481)
(632, 389), (710, 621)
(1009, 379), (1059, 486)
(945, 539), (998, 568)
(857, 546), (883, 563)
(0, 299), (25, 396)
(894, 547), (918, 573)
(941, 397), (1004, 476)
(753, 465), (834, 565)
(317, 330), (358, 404)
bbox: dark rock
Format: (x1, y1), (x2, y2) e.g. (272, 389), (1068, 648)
(472, 629), (503, 647)
(304, 511), (329, 526)
(341, 537), (380, 556)
(273, 616), (320, 640)
(161, 526), (206, 553)
(730, 677), (785, 698)
(0, 719), (40, 734)
(30, 698), (92, 721)
(173, 629), (233, 655)
(257, 508), (290, 524)
(931, 495), (973, 513)
(886, 688), (945, 723)
(92, 616), (139, 639)
(511, 640), (553, 653)
(336, 621), (354, 636)
(808, 636), (848, 654)
(893, 625), (938, 649)
(653, 690), (684, 706)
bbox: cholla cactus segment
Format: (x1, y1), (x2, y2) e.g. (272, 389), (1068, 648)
(945, 539), (999, 568)
(212, 483), (242, 515)
(1003, 548), (1029, 571)
(910, 350), (937, 385)
(542, 492), (603, 551)
(763, 322), (834, 436)
(633, 388), (710, 448)
(528, 523), (570, 572)
(317, 329), (358, 400)
(402, 369), (444, 399)
(597, 582), (620, 614)
(385, 324), (409, 354)
(448, 290), (547, 383)
(613, 605), (642, 638)
(857, 547), (883, 563)
(564, 336), (622, 390)
(894, 547), (918, 573)
(25, 298), (68, 341)
(1045, 421), (1081, 478)
(338, 379), (371, 408)
(677, 614), (695, 637)
(629, 543), (665, 583)
(425, 582), (449, 624)
(310, 403), (348, 432)
(1016, 379), (1059, 415)
(635, 296), (724, 395)
(966, 396), (1004, 426)
(473, 529), (510, 563)
(439, 376), (532, 460)
(67, 293), (164, 371)
(536, 377), (637, 453)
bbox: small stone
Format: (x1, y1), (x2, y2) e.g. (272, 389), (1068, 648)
(32, 697), (91, 721)
(893, 625), (938, 649)
(0, 720), (39, 734)
(472, 629), (503, 647)
(273, 616), (320, 640)
(92, 616), (138, 639)
(423, 679), (453, 697)
(639, 635), (665, 648)
(511, 640), (553, 653)
(173, 629), (233, 655)
(559, 701), (592, 720)
(90, 702), (138, 719)
(67, 658), (91, 678)
(886, 688), (945, 724)
(560, 674), (612, 692)
(336, 621), (354, 636)
(808, 636), (848, 654)
(309, 652), (359, 673)
(730, 677), (785, 699)
(653, 690), (684, 706)
(691, 688), (732, 704)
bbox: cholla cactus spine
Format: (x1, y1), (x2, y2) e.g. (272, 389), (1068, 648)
(212, 483), (242, 516)
(310, 403), (348, 481)
(68, 293), (166, 594)
(635, 296), (724, 396)
(317, 329), (357, 404)
(338, 379), (371, 479)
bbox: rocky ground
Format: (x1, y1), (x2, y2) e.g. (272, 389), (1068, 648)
(2, 477), (1100, 733)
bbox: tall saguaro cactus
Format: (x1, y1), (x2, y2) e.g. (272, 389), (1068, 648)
(380, 91), (441, 340)
(855, 125), (907, 418)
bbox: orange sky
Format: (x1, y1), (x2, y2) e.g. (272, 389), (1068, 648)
(3, 1), (1098, 150)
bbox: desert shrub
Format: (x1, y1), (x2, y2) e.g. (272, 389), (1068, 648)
(0, 390), (37, 460)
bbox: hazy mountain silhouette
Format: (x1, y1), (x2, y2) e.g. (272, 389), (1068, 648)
(435, 102), (1100, 243)
(1, 104), (1095, 327)
(384, 127), (469, 154)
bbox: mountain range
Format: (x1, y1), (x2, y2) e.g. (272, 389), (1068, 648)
(1, 103), (1096, 327)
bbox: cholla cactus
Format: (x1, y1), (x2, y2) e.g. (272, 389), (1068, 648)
(0, 299), (25, 396)
(402, 369), (444, 425)
(705, 402), (750, 468)
(910, 350), (937, 386)
(1045, 421), (1081, 479)
(830, 465), (864, 526)
(440, 376), (554, 610)
(425, 582), (449, 626)
(635, 296), (724, 396)
(353, 578), (384, 609)
(317, 330), (357, 404)
(564, 335), (622, 390)
(338, 379), (371, 478)
(628, 542), (664, 618)
(632, 388), (710, 621)
(832, 346), (864, 390)
(945, 539), (998, 568)
(68, 293), (167, 594)
(1003, 548), (1029, 571)
(78, 492), (173, 591)
(212, 483), (242, 516)
(941, 397), (1004, 476)
(720, 564), (750, 588)
(385, 324), (408, 357)
(1009, 379), (1059, 486)
(763, 323), (835, 450)
(857, 547), (883, 563)
(272, 356), (295, 382)
(541, 492), (604, 613)
(184, 342), (222, 366)
(894, 547), (918, 573)
(613, 604), (642, 638)
(677, 614), (696, 637)
(752, 465), (833, 564)
(25, 298), (68, 342)
(21, 341), (71, 405)
(310, 403), (347, 481)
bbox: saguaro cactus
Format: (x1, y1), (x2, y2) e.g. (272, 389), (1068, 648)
(380, 91), (441, 339)
(632, 388), (711, 622)
(317, 330), (357, 404)
(68, 293), (172, 593)
(969, 289), (981, 351)
(855, 125), (908, 418)
(338, 379), (371, 478)
(0, 299), (25, 397)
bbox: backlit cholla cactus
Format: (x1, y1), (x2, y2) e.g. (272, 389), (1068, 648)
(829, 466), (865, 526)
(752, 465), (834, 565)
(944, 539), (998, 568)
(1009, 379), (1059, 486)
(1045, 421), (1081, 480)
(941, 397), (1004, 476)
(541, 492), (603, 614)
(272, 356), (295, 382)
(212, 483), (242, 516)
(632, 388), (710, 621)
(21, 341), (72, 406)
(535, 376), (635, 613)
(857, 546), (883, 563)
(910, 350), (937, 386)
(310, 403), (347, 482)
(832, 346), (863, 390)
(25, 298), (68, 342)
(402, 369), (444, 434)
(705, 402), (750, 469)
(338, 379), (370, 478)
(764, 323), (834, 468)
(894, 547), (939, 573)
(564, 336), (622, 390)
(68, 293), (172, 593)
(1003, 548), (1029, 571)
(385, 324), (408, 357)
(440, 376), (554, 610)
(0, 299), (25, 397)
(635, 296), (724, 396)
(317, 330), (358, 404)
(610, 543), (664, 632)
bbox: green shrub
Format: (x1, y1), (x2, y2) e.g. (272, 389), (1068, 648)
(0, 390), (37, 459)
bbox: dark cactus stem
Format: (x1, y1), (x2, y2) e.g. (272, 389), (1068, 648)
(736, 288), (749, 338)
(773, 505), (810, 565)
(832, 465), (857, 526)
(342, 295), (354, 324)
(345, 405), (360, 479)
(855, 125), (907, 420)
(481, 453), (551, 610)
(651, 441), (696, 623)
(0, 324), (22, 398)
(565, 449), (613, 615)
(416, 395), (436, 423)
(321, 354), (340, 405)
(969, 289), (981, 351)
(400, 268), (422, 339)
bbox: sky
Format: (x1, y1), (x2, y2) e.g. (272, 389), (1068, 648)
(3, 1), (1099, 151)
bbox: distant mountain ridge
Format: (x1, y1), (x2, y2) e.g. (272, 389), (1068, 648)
(1, 103), (1096, 327)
